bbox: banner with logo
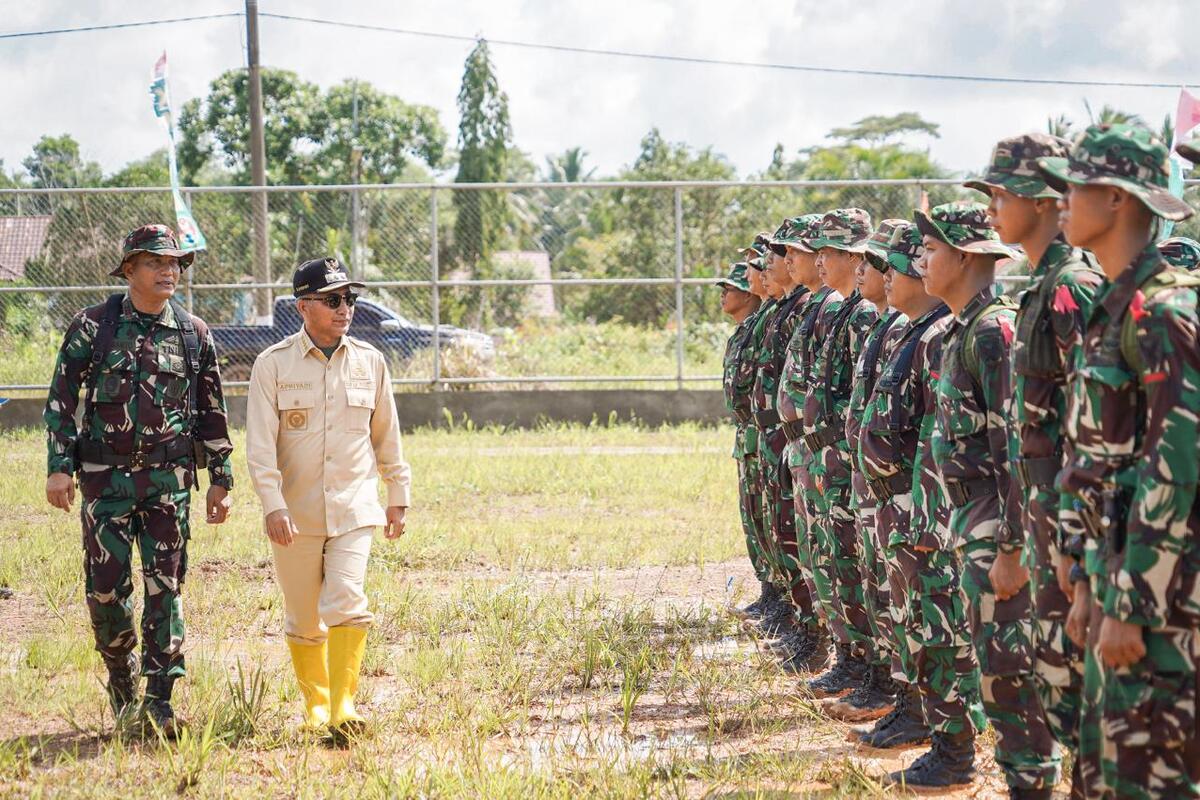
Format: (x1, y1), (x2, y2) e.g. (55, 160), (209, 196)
(150, 52), (207, 252)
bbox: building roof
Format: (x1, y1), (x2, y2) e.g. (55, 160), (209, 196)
(0, 215), (51, 281)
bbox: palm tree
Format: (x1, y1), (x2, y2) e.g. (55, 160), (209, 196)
(1046, 114), (1073, 139)
(1083, 99), (1144, 127)
(544, 147), (595, 183)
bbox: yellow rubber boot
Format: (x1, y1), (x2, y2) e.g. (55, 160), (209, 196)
(286, 640), (330, 729)
(328, 626), (368, 737)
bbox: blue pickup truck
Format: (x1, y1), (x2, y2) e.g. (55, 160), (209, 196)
(211, 296), (494, 381)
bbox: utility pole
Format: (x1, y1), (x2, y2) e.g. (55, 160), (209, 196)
(245, 0), (271, 319)
(350, 80), (364, 273)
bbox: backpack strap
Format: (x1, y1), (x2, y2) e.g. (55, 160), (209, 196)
(170, 298), (202, 432)
(859, 310), (904, 400)
(886, 304), (951, 432)
(960, 296), (1017, 404)
(83, 293), (126, 435)
(1119, 270), (1200, 381)
(820, 293), (867, 419)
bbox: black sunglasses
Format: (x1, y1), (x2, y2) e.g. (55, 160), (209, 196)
(303, 291), (358, 310)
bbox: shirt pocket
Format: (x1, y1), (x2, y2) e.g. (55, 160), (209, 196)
(91, 350), (135, 405)
(153, 351), (189, 408)
(1073, 363), (1137, 459)
(277, 389), (314, 434)
(345, 386), (376, 432)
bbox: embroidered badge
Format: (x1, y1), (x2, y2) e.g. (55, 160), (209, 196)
(284, 409), (309, 431)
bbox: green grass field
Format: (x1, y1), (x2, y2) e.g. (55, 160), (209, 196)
(0, 422), (1003, 798)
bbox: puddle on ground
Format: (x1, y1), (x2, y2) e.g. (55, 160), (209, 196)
(521, 727), (704, 771)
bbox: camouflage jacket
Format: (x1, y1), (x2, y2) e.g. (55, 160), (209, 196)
(806, 291), (879, 488)
(748, 299), (778, 418)
(847, 309), (906, 471)
(753, 286), (809, 417)
(1007, 237), (1103, 553)
(794, 288), (845, 432)
(724, 305), (765, 459)
(860, 304), (954, 548)
(778, 285), (836, 413)
(1061, 245), (1200, 629)
(931, 286), (1019, 550)
(44, 294), (234, 499)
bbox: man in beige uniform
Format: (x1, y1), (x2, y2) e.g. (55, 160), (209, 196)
(246, 257), (411, 741)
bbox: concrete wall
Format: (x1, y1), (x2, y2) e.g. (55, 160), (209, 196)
(0, 390), (728, 432)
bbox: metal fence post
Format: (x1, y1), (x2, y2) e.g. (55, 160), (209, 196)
(673, 187), (685, 391)
(430, 188), (441, 386)
(182, 189), (195, 314)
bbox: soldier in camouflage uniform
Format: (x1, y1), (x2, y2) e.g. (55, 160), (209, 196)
(828, 220), (909, 722)
(771, 214), (837, 672)
(966, 134), (1105, 799)
(918, 200), (1060, 796)
(1158, 236), (1200, 271)
(799, 210), (882, 703)
(1041, 124), (1200, 799)
(43, 225), (234, 737)
(718, 261), (774, 618)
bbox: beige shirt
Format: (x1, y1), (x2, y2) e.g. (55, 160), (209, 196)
(246, 328), (411, 536)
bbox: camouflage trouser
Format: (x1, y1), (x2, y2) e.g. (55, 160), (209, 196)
(82, 490), (191, 678)
(853, 472), (893, 670)
(1079, 600), (1200, 799)
(878, 486), (917, 684)
(792, 446), (846, 644)
(760, 427), (816, 623)
(736, 453), (771, 583)
(889, 540), (986, 736)
(817, 480), (874, 661)
(1025, 484), (1087, 795)
(960, 534), (1061, 791)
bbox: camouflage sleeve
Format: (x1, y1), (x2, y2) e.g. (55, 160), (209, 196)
(912, 333), (953, 550)
(1103, 296), (1200, 628)
(43, 311), (94, 476)
(1051, 275), (1102, 556)
(974, 311), (1021, 551)
(196, 326), (235, 490)
(848, 304), (879, 368)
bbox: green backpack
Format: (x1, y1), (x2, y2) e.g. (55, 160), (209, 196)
(1118, 269), (1200, 380)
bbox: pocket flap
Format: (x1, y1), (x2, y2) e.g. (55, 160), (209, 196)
(277, 389), (315, 411)
(346, 389), (376, 410)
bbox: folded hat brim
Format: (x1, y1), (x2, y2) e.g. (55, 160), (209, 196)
(111, 248), (195, 277)
(864, 249), (889, 273)
(1037, 157), (1193, 222)
(912, 208), (1016, 258)
(964, 171), (1059, 200)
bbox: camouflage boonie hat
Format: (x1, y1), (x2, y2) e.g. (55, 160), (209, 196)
(739, 232), (772, 257)
(768, 213), (822, 255)
(715, 262), (752, 292)
(1036, 123), (1193, 222)
(865, 219), (906, 273)
(747, 255), (765, 271)
(807, 208), (873, 253)
(112, 224), (195, 277)
(1158, 237), (1200, 271)
(883, 221), (926, 279)
(914, 201), (1016, 258)
(964, 133), (1070, 199)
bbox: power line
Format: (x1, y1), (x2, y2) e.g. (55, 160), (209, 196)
(0, 13), (241, 41)
(260, 11), (1197, 90)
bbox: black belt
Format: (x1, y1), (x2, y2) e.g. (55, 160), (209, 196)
(945, 478), (994, 508)
(732, 407), (752, 425)
(754, 409), (781, 428)
(76, 436), (194, 470)
(868, 471), (913, 502)
(781, 419), (805, 442)
(1014, 456), (1060, 489)
(803, 425), (841, 454)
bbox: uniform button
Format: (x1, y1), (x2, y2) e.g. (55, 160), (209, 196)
(325, 456), (332, 461)
(327, 395), (334, 401)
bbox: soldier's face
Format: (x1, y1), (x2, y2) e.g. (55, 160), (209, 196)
(123, 253), (181, 301)
(919, 235), (961, 301)
(860, 263), (887, 305)
(746, 267), (767, 298)
(986, 187), (1040, 244)
(720, 286), (752, 317)
(763, 252), (787, 296)
(886, 271), (927, 316)
(784, 247), (819, 288)
(1058, 184), (1119, 249)
(818, 249), (858, 291)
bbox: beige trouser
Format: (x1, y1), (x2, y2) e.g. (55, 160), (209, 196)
(271, 527), (375, 645)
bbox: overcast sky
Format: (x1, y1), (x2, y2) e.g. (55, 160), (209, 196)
(1, 0), (1195, 182)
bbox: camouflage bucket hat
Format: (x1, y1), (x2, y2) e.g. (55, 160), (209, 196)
(884, 221), (926, 278)
(865, 219), (906, 273)
(739, 232), (772, 257)
(1036, 123), (1193, 222)
(746, 255), (765, 271)
(1178, 137), (1200, 166)
(963, 133), (1070, 199)
(807, 208), (873, 253)
(768, 214), (821, 255)
(1158, 236), (1200, 271)
(914, 201), (1016, 258)
(112, 224), (195, 277)
(715, 262), (752, 292)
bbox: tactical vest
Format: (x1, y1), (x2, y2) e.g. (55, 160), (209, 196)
(958, 296), (1017, 404)
(1117, 269), (1200, 380)
(877, 304), (952, 434)
(819, 293), (871, 421)
(1013, 252), (1098, 380)
(857, 310), (904, 401)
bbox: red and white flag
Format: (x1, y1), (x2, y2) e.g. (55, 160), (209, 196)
(1174, 88), (1200, 146)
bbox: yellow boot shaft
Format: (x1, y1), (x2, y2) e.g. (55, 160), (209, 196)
(287, 640), (331, 729)
(328, 626), (368, 732)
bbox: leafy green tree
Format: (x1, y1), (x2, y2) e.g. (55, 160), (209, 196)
(23, 134), (102, 189)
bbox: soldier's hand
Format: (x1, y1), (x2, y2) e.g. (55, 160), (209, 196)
(1098, 616), (1146, 669)
(1057, 554), (1075, 601)
(206, 485), (231, 524)
(46, 472), (75, 512)
(1066, 583), (1091, 649)
(990, 550), (1029, 601)
(384, 506), (407, 540)
(265, 509), (298, 546)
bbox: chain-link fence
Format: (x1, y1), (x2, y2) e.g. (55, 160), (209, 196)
(2, 179), (1198, 392)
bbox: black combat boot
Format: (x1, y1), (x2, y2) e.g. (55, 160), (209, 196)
(733, 581), (776, 620)
(144, 675), (181, 739)
(858, 683), (930, 749)
(886, 728), (976, 789)
(103, 652), (140, 718)
(826, 662), (896, 722)
(806, 644), (867, 698)
(780, 624), (831, 674)
(754, 598), (797, 638)
(1009, 787), (1055, 800)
